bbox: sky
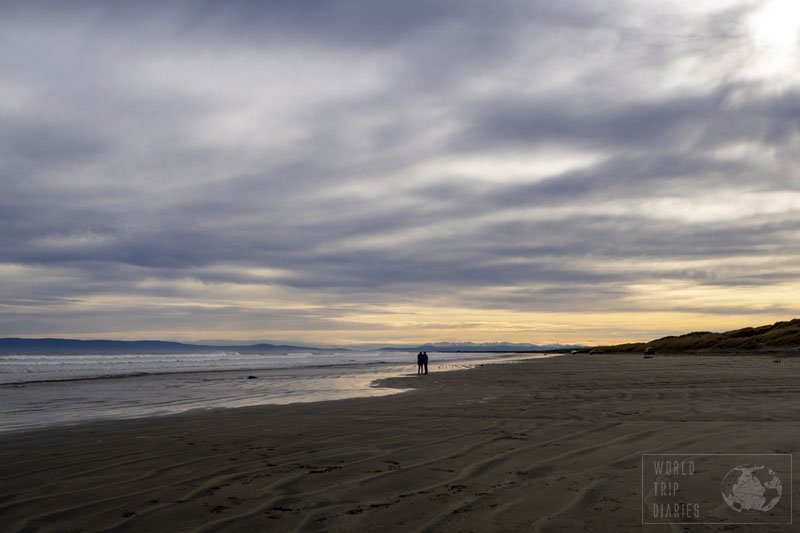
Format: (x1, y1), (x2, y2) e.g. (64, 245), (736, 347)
(1, 0), (799, 346)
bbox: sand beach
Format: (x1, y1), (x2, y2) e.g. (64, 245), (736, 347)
(1, 353), (798, 532)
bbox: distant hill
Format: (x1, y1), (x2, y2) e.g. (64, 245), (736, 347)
(381, 341), (585, 352)
(0, 338), (313, 355)
(600, 318), (800, 353)
(0, 337), (583, 355)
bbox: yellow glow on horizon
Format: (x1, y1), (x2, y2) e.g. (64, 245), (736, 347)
(318, 304), (795, 346)
(3, 261), (797, 347)
(51, 309), (794, 346)
(21, 296), (795, 346)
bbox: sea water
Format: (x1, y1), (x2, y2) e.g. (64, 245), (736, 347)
(0, 351), (558, 433)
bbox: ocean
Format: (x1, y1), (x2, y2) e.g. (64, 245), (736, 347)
(0, 350), (558, 433)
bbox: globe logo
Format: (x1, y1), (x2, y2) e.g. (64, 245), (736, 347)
(721, 464), (782, 513)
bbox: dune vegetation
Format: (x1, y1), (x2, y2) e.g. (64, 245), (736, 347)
(595, 318), (800, 353)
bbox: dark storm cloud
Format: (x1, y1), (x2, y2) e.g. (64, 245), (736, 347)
(1, 0), (799, 339)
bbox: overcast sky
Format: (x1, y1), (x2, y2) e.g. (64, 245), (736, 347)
(1, 0), (799, 345)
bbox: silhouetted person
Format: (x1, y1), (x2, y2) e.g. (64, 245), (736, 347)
(417, 351), (424, 374)
(422, 351), (429, 374)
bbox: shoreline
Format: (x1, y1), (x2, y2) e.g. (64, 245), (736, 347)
(0, 354), (564, 434)
(0, 350), (554, 387)
(2, 353), (798, 531)
(0, 353), (559, 435)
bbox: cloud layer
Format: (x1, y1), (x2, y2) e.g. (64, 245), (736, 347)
(2, 0), (799, 344)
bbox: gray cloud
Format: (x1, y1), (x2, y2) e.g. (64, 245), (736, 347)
(1, 0), (799, 342)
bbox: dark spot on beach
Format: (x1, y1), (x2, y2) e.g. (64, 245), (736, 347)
(309, 465), (341, 474)
(121, 511), (135, 518)
(368, 501), (395, 509)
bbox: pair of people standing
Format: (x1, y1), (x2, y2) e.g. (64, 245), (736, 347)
(416, 351), (429, 375)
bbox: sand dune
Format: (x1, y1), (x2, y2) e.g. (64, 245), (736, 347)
(1, 354), (798, 532)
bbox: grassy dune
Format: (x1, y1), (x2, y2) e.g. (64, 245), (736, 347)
(599, 318), (800, 353)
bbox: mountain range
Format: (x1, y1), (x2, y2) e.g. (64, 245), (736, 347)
(0, 338), (583, 355)
(0, 338), (313, 355)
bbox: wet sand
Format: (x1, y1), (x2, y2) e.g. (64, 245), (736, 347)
(1, 354), (798, 532)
